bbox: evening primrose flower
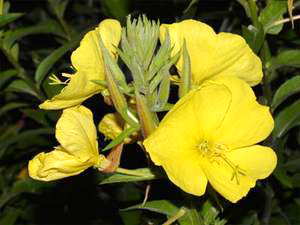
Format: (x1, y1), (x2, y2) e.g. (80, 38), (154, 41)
(28, 106), (110, 181)
(160, 20), (262, 86)
(39, 19), (122, 110)
(143, 77), (277, 203)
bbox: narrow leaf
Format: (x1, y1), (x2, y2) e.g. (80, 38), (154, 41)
(5, 79), (38, 97)
(121, 200), (179, 216)
(35, 32), (83, 86)
(0, 69), (17, 90)
(102, 126), (140, 151)
(273, 99), (300, 138)
(98, 168), (161, 184)
(0, 13), (23, 27)
(272, 76), (300, 110)
(0, 102), (28, 117)
(259, 1), (287, 35)
(272, 50), (300, 69)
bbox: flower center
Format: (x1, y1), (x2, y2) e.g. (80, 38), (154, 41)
(198, 141), (247, 184)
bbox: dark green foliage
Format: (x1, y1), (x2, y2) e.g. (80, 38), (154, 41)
(1, 0), (300, 224)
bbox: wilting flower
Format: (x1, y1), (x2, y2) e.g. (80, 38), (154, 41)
(160, 20), (262, 86)
(143, 77), (277, 203)
(28, 106), (110, 181)
(39, 19), (122, 110)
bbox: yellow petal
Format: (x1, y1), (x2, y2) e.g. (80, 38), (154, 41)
(160, 20), (216, 85)
(212, 76), (274, 149)
(71, 19), (121, 76)
(201, 156), (256, 203)
(201, 144), (277, 203)
(160, 20), (262, 86)
(55, 106), (99, 161)
(144, 79), (232, 165)
(161, 153), (208, 196)
(210, 33), (262, 86)
(98, 113), (124, 140)
(39, 71), (101, 109)
(28, 146), (93, 181)
(40, 19), (122, 110)
(227, 145), (277, 179)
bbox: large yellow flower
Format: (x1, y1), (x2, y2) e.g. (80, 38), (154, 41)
(28, 106), (109, 181)
(39, 19), (122, 110)
(143, 76), (277, 203)
(160, 20), (262, 86)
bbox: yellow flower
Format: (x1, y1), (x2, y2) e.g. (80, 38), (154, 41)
(39, 19), (122, 110)
(98, 113), (135, 144)
(143, 77), (277, 203)
(28, 106), (110, 181)
(160, 20), (262, 86)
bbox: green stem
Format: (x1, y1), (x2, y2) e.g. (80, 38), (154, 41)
(248, 0), (259, 27)
(260, 41), (273, 105)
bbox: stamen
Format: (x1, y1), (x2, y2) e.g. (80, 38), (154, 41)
(198, 141), (247, 184)
(49, 74), (70, 85)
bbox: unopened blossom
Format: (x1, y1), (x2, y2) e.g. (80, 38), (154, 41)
(39, 19), (122, 110)
(144, 77), (277, 203)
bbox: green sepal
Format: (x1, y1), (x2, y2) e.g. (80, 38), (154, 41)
(179, 40), (192, 98)
(102, 125), (140, 152)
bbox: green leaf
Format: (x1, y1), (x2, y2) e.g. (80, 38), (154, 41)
(21, 109), (51, 126)
(178, 208), (202, 225)
(102, 126), (140, 151)
(2, 19), (65, 51)
(273, 99), (300, 138)
(48, 0), (70, 18)
(101, 0), (130, 22)
(121, 200), (179, 216)
(98, 168), (161, 184)
(291, 173), (300, 188)
(0, 179), (55, 209)
(5, 79), (38, 97)
(0, 69), (17, 90)
(0, 207), (20, 225)
(0, 128), (54, 156)
(273, 136), (293, 188)
(272, 76), (300, 110)
(120, 211), (142, 225)
(259, 0), (287, 35)
(286, 157), (300, 173)
(198, 200), (227, 225)
(0, 102), (28, 117)
(0, 13), (24, 27)
(272, 50), (300, 69)
(35, 32), (84, 86)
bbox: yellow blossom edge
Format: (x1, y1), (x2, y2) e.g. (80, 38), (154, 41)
(39, 19), (122, 110)
(98, 113), (133, 144)
(143, 76), (276, 203)
(160, 19), (263, 86)
(28, 106), (105, 181)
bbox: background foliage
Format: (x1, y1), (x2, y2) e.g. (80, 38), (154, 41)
(1, 0), (300, 224)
